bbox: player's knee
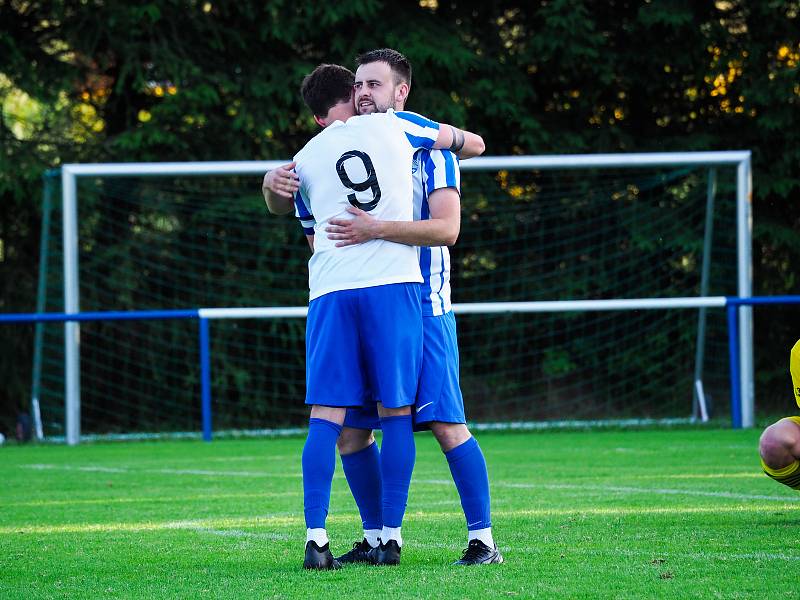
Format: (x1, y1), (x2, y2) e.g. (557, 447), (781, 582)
(337, 428), (374, 455)
(759, 428), (782, 465)
(377, 405), (412, 418)
(430, 422), (471, 452)
(309, 405), (346, 425)
(759, 419), (800, 468)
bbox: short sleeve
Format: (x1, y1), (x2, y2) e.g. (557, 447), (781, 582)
(392, 110), (440, 150)
(421, 149), (461, 196)
(293, 186), (315, 236)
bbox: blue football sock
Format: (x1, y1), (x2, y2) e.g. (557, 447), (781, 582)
(445, 436), (492, 531)
(302, 418), (342, 529)
(379, 415), (416, 528)
(340, 441), (383, 532)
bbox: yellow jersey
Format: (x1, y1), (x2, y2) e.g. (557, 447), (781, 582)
(791, 339), (800, 407)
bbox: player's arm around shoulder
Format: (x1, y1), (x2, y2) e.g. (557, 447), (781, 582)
(326, 148), (461, 248)
(394, 110), (485, 160)
(262, 161), (300, 215)
(433, 122), (485, 159)
(325, 201), (459, 248)
(325, 164), (460, 249)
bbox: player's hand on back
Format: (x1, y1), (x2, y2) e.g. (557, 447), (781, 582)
(326, 206), (382, 247)
(263, 162), (300, 199)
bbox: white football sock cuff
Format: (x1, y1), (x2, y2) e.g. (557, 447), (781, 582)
(364, 529), (381, 548)
(381, 526), (403, 547)
(468, 527), (494, 548)
(306, 528), (329, 547)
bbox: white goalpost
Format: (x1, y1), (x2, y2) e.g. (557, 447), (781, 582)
(55, 151), (752, 445)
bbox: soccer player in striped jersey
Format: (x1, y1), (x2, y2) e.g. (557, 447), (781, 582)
(267, 49), (501, 566)
(759, 339), (800, 491)
(264, 63), (485, 570)
(336, 49), (501, 567)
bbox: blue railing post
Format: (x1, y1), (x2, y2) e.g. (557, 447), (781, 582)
(199, 317), (212, 441)
(727, 300), (742, 429)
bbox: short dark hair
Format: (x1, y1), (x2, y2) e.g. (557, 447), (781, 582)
(356, 48), (412, 87)
(300, 64), (355, 118)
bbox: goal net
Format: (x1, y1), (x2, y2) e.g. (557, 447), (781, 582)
(34, 155), (746, 439)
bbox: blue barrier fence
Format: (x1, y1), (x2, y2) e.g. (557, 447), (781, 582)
(3, 295), (800, 441)
(1, 309), (214, 440)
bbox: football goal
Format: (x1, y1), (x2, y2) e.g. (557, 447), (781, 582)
(32, 151), (752, 443)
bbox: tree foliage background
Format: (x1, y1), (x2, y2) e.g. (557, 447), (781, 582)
(1, 0), (799, 434)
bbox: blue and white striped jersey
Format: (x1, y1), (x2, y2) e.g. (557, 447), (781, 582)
(412, 149), (460, 316)
(293, 109), (440, 300)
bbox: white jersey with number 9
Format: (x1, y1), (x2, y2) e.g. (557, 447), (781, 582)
(293, 109), (441, 301)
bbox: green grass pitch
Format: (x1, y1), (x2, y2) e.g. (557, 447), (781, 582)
(2, 428), (799, 598)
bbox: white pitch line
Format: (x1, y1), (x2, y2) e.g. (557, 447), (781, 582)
(416, 479), (800, 502)
(185, 526), (290, 541)
(406, 499), (464, 508)
(5, 490), (305, 508)
(5, 486), (377, 509)
(23, 464), (128, 473)
(416, 479), (453, 486)
(535, 482), (800, 503)
(153, 468), (300, 478)
(20, 464), (300, 478)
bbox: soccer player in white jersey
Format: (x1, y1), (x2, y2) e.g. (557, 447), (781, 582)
(265, 49), (501, 566)
(264, 63), (485, 570)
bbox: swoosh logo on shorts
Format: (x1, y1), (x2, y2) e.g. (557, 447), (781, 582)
(416, 402), (433, 413)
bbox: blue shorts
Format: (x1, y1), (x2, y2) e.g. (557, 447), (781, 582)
(305, 283), (422, 409)
(344, 310), (466, 430)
